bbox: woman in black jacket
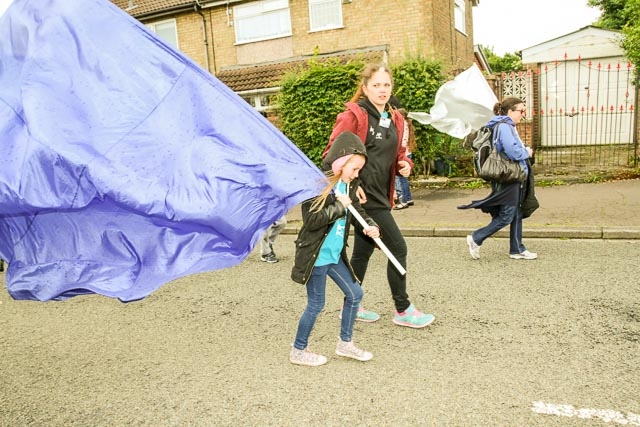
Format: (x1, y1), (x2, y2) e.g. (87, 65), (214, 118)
(290, 131), (379, 367)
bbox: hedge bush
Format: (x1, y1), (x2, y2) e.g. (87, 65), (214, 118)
(277, 56), (469, 176)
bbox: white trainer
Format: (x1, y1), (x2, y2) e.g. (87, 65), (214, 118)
(510, 250), (538, 260)
(335, 339), (373, 362)
(289, 346), (328, 367)
(466, 235), (480, 259)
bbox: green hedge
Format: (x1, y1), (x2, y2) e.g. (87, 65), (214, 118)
(276, 56), (470, 176)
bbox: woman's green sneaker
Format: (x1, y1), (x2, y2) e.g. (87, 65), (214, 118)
(392, 304), (435, 328)
(356, 306), (380, 322)
(339, 304), (380, 323)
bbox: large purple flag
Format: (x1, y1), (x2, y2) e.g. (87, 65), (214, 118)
(0, 0), (324, 301)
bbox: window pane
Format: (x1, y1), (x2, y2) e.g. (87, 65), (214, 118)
(235, 0), (291, 43)
(454, 0), (465, 33)
(263, 0), (288, 12)
(309, 0), (342, 31)
(241, 96), (255, 107)
(147, 20), (178, 49)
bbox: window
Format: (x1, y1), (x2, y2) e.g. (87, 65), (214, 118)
(240, 89), (279, 113)
(454, 0), (466, 34)
(146, 19), (179, 49)
(234, 0), (292, 44)
(309, 0), (342, 32)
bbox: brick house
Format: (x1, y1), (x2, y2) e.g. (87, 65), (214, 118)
(112, 0), (479, 112)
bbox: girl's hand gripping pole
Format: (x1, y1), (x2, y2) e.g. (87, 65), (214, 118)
(336, 190), (406, 276)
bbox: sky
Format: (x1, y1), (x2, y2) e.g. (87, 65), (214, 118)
(0, 0), (13, 17)
(473, 0), (603, 55)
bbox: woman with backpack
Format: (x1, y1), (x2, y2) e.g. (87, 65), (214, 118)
(459, 97), (537, 260)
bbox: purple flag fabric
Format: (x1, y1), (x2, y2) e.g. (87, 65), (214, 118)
(0, 0), (324, 301)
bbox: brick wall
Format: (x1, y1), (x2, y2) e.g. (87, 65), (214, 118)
(176, 13), (207, 68)
(146, 0), (476, 74)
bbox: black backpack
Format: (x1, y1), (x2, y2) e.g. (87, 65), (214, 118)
(467, 120), (506, 178)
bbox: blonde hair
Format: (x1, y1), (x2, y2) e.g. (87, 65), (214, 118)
(349, 63), (394, 103)
(309, 154), (366, 212)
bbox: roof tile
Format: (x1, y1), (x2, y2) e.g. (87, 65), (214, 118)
(111, 0), (193, 18)
(216, 48), (386, 92)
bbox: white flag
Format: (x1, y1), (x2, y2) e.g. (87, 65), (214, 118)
(409, 63), (497, 138)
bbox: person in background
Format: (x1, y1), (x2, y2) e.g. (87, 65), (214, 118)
(290, 131), (379, 367)
(459, 96), (537, 260)
(260, 215), (287, 263)
(324, 63), (435, 329)
(393, 107), (416, 210)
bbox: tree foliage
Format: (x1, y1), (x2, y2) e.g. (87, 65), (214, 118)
(619, 0), (640, 67)
(391, 58), (458, 174)
(277, 59), (362, 165)
(481, 46), (523, 73)
(588, 0), (640, 67)
(276, 56), (463, 175)
(588, 0), (627, 30)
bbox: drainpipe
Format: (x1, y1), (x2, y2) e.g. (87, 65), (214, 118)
(194, 0), (210, 73)
(634, 68), (639, 167)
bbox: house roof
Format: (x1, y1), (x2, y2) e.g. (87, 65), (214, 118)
(521, 26), (624, 63)
(473, 45), (492, 74)
(115, 0), (482, 18)
(110, 0), (195, 19)
(216, 46), (387, 92)
(110, 1), (388, 92)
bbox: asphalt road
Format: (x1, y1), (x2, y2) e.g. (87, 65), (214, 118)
(2, 236), (639, 426)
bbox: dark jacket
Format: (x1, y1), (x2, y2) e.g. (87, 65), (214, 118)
(457, 164), (539, 218)
(291, 131), (378, 285)
(323, 101), (412, 207)
(290, 180), (376, 285)
(521, 159), (539, 218)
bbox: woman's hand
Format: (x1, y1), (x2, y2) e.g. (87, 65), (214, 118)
(397, 160), (411, 177)
(356, 186), (367, 204)
(363, 226), (380, 239)
(526, 146), (534, 157)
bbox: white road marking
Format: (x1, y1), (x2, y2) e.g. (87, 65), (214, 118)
(532, 401), (640, 426)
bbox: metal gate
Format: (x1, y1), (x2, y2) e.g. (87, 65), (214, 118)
(498, 57), (639, 169)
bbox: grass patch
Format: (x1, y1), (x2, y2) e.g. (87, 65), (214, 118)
(536, 179), (568, 187)
(456, 179), (487, 189)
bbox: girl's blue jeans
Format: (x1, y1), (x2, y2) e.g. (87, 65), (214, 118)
(293, 258), (363, 350)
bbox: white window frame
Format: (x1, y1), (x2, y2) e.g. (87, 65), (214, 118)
(146, 19), (179, 49)
(234, 0), (292, 45)
(239, 88), (280, 113)
(308, 0), (342, 32)
(454, 0), (466, 34)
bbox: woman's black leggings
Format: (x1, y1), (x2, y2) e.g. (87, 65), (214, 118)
(350, 208), (411, 312)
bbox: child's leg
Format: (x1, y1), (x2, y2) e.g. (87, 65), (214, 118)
(293, 265), (329, 350)
(259, 226), (273, 256)
(328, 259), (363, 343)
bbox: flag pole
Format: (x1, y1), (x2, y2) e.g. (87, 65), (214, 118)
(337, 191), (406, 276)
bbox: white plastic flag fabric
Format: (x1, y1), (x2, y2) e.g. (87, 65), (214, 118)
(408, 64), (498, 138)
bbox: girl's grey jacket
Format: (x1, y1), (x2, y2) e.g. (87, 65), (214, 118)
(290, 131), (378, 285)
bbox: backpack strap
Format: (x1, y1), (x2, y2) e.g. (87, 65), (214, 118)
(491, 118), (509, 152)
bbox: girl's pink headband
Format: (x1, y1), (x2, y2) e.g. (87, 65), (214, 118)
(331, 154), (354, 175)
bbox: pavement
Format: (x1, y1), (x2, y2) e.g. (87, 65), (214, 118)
(284, 178), (640, 239)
